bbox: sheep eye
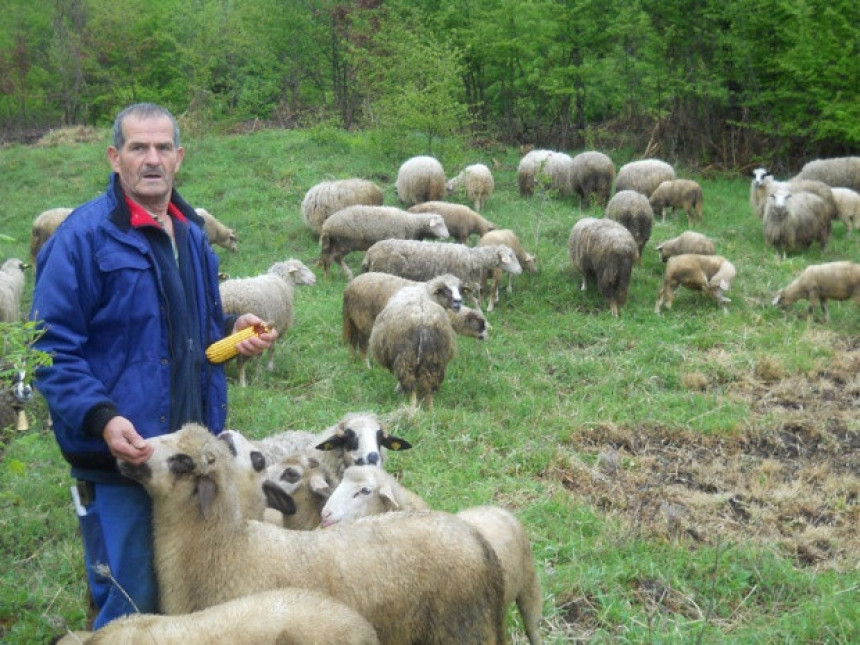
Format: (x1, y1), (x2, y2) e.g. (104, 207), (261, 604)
(354, 487), (372, 498)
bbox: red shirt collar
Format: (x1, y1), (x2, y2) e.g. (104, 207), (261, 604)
(126, 197), (188, 228)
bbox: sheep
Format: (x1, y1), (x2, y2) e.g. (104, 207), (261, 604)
(477, 229), (536, 311)
(0, 366), (34, 432)
(342, 272), (465, 368)
(648, 179), (703, 224)
(448, 305), (490, 341)
(567, 218), (638, 318)
(763, 186), (831, 258)
(318, 206), (449, 279)
(407, 201), (497, 244)
(654, 254), (736, 314)
(219, 259), (316, 386)
(445, 163), (495, 211)
(831, 187), (860, 234)
(116, 422), (508, 644)
(262, 453), (338, 530)
(604, 190), (654, 258)
(30, 207), (73, 263)
(0, 258), (29, 323)
(301, 178), (384, 236)
(655, 230), (716, 263)
(793, 156), (860, 192)
(194, 207), (238, 252)
(750, 168), (772, 219)
(53, 588), (381, 645)
(320, 466), (544, 645)
(615, 159), (676, 197)
(570, 150), (616, 207)
(517, 149), (574, 197)
(772, 261), (860, 322)
(395, 156), (446, 206)
(362, 239), (522, 302)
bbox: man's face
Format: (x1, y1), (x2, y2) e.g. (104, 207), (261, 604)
(108, 114), (184, 206)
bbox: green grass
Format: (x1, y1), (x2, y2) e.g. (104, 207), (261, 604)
(1, 128), (858, 643)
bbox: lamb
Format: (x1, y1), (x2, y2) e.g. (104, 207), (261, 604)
(772, 261), (860, 322)
(763, 186), (831, 258)
(30, 207), (73, 263)
(407, 201), (497, 244)
(448, 305), (490, 341)
(655, 230), (716, 263)
(654, 254), (736, 314)
(793, 156), (860, 192)
(604, 189), (654, 258)
(750, 168), (772, 219)
(517, 149), (574, 197)
(342, 272), (465, 368)
(445, 163), (495, 211)
(194, 207), (238, 252)
(54, 588), (381, 645)
(116, 422), (507, 645)
(830, 187), (860, 234)
(567, 218), (638, 318)
(615, 159), (676, 197)
(301, 178), (384, 236)
(0, 258), (29, 323)
(477, 229), (536, 311)
(318, 205), (449, 279)
(262, 453), (338, 530)
(320, 466), (544, 645)
(219, 258), (317, 386)
(648, 179), (703, 224)
(570, 150), (615, 207)
(395, 156), (446, 206)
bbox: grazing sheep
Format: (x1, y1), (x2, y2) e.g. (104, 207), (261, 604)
(447, 305), (490, 341)
(567, 218), (638, 318)
(262, 453), (338, 530)
(615, 159), (676, 197)
(477, 229), (536, 311)
(342, 272), (465, 368)
(54, 588), (381, 645)
(219, 259), (317, 386)
(517, 149), (574, 197)
(763, 186), (831, 258)
(194, 208), (238, 252)
(30, 207), (73, 263)
(654, 254), (736, 314)
(605, 190), (654, 259)
(395, 156), (446, 206)
(655, 231), (716, 263)
(319, 206), (449, 279)
(408, 201), (497, 244)
(772, 261), (860, 322)
(0, 367), (34, 432)
(648, 179), (703, 224)
(116, 422), (507, 645)
(0, 258), (29, 323)
(301, 178), (384, 236)
(749, 168), (772, 219)
(570, 150), (616, 207)
(445, 163), (495, 211)
(831, 187), (860, 234)
(793, 156), (860, 192)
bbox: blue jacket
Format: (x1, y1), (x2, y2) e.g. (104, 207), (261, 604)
(31, 174), (229, 476)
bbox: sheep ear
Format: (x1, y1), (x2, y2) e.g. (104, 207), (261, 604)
(378, 484), (400, 511)
(262, 481), (297, 515)
(315, 435), (346, 451)
(308, 473), (332, 498)
(197, 475), (218, 519)
(380, 435), (412, 451)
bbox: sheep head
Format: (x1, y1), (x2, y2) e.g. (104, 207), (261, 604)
(314, 412), (412, 467)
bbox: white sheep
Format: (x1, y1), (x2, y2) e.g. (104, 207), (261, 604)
(793, 156), (860, 192)
(567, 218), (639, 318)
(655, 230), (716, 263)
(570, 150), (616, 207)
(647, 179), (703, 224)
(517, 149), (574, 197)
(0, 258), (29, 323)
(320, 466), (544, 645)
(194, 207), (238, 252)
(407, 201), (497, 244)
(219, 258), (317, 386)
(30, 207), (73, 263)
(342, 272), (465, 368)
(116, 422), (508, 644)
(605, 189), (654, 259)
(749, 168), (772, 219)
(654, 254), (736, 314)
(763, 186), (831, 258)
(476, 229), (536, 311)
(301, 178), (384, 236)
(445, 163), (495, 211)
(395, 156), (446, 206)
(615, 159), (676, 197)
(319, 205), (449, 279)
(830, 187), (860, 234)
(262, 453), (338, 530)
(772, 261), (860, 322)
(54, 588), (380, 645)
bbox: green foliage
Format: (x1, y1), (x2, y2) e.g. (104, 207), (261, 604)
(0, 321), (51, 380)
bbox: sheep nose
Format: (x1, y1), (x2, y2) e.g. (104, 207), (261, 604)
(13, 382), (33, 403)
(452, 298), (462, 312)
(365, 453), (380, 466)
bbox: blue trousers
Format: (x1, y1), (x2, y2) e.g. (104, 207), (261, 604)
(75, 480), (159, 628)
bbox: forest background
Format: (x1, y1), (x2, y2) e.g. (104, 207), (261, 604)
(2, 0), (859, 169)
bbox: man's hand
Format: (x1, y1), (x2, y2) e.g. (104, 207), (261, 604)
(103, 416), (154, 464)
(233, 313), (279, 357)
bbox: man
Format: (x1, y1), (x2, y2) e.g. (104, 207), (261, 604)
(30, 103), (277, 628)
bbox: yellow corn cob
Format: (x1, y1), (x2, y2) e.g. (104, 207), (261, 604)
(205, 324), (271, 364)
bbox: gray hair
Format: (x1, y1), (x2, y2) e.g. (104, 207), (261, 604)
(111, 103), (181, 149)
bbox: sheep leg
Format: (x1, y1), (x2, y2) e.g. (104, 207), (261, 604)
(237, 355), (247, 388)
(338, 258), (354, 281)
(265, 345), (276, 372)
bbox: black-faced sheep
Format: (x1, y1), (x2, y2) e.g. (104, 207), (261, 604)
(615, 159), (676, 197)
(648, 179), (703, 224)
(116, 422), (507, 645)
(772, 261), (860, 322)
(445, 163), (495, 211)
(517, 149), (574, 197)
(570, 150), (616, 207)
(407, 201), (497, 244)
(567, 218), (639, 318)
(395, 156), (446, 206)
(319, 206), (449, 279)
(301, 178), (384, 236)
(218, 258), (317, 386)
(654, 254), (736, 314)
(604, 190), (654, 259)
(0, 258), (29, 323)
(194, 207), (238, 252)
(763, 186), (831, 258)
(54, 588), (381, 645)
(30, 207), (73, 263)
(831, 187), (860, 234)
(655, 231), (716, 263)
(793, 156), (860, 192)
(477, 229), (536, 311)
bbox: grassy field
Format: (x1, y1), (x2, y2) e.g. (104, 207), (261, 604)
(1, 126), (858, 644)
